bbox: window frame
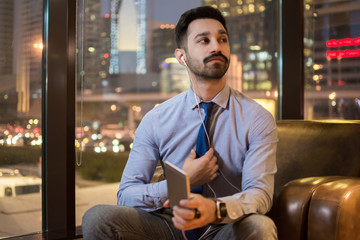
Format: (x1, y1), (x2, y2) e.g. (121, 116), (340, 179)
(278, 0), (304, 119)
(41, 0), (77, 238)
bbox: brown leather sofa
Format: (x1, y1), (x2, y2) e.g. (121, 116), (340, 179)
(274, 120), (360, 240)
(152, 120), (360, 239)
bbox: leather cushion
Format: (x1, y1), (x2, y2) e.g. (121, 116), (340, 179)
(276, 176), (345, 240)
(308, 178), (360, 240)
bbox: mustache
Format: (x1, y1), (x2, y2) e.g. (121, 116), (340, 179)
(203, 52), (229, 63)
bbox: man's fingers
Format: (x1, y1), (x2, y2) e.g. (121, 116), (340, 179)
(189, 149), (197, 158)
(204, 148), (214, 158)
(209, 156), (218, 168)
(210, 172), (218, 181)
(212, 163), (219, 173)
(179, 194), (198, 208)
(163, 199), (170, 208)
(173, 206), (195, 220)
(172, 208), (202, 230)
(203, 149), (217, 166)
(172, 215), (187, 229)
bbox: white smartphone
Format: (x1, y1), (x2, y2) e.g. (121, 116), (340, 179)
(164, 161), (190, 208)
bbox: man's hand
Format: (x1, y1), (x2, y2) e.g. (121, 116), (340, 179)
(171, 194), (217, 230)
(182, 148), (218, 189)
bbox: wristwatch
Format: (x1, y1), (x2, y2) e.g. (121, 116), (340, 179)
(213, 199), (227, 222)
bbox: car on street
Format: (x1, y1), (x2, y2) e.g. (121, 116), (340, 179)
(0, 168), (41, 197)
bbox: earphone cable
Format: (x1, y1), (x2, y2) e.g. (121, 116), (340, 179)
(184, 62), (211, 148)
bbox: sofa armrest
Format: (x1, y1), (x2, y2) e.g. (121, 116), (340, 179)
(308, 177), (360, 240)
(275, 176), (346, 240)
(150, 165), (165, 183)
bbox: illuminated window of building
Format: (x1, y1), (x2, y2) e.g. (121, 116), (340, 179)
(248, 3), (255, 13)
(258, 3), (266, 12)
(243, 4), (249, 14)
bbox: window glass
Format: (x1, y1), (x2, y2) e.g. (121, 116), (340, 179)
(75, 0), (278, 227)
(0, 0), (43, 238)
(304, 0), (360, 120)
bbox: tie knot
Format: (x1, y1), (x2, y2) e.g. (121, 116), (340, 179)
(200, 102), (214, 113)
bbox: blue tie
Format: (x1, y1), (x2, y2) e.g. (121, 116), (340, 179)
(186, 102), (214, 240)
(195, 102), (215, 158)
(192, 102), (214, 194)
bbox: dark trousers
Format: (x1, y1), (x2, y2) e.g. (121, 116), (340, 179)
(82, 204), (278, 240)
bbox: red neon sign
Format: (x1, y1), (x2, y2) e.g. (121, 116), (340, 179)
(327, 49), (360, 59)
(326, 37), (360, 59)
(326, 37), (360, 48)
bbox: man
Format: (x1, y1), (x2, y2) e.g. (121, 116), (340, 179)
(82, 6), (278, 240)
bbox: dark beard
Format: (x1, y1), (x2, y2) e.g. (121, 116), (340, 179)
(193, 63), (229, 79)
(188, 52), (230, 80)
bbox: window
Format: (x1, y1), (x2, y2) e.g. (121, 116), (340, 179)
(0, 0), (43, 238)
(6, 1), (353, 239)
(75, 0), (278, 228)
(304, 0), (360, 120)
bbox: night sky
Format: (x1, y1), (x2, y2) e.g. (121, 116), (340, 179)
(150, 0), (202, 23)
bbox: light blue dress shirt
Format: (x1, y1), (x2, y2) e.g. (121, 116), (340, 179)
(117, 84), (278, 223)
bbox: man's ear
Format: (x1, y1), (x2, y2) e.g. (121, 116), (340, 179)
(174, 48), (186, 66)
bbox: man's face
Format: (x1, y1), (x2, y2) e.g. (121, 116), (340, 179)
(184, 18), (230, 80)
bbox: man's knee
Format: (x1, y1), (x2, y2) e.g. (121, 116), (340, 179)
(82, 205), (102, 232)
(83, 205), (108, 226)
(82, 204), (120, 239)
(233, 214), (278, 240)
(82, 205), (181, 240)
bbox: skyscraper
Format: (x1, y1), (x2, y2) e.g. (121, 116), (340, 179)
(0, 0), (13, 76)
(110, 0), (147, 75)
(0, 0), (43, 118)
(0, 0), (15, 119)
(117, 0), (138, 74)
(304, 0), (360, 119)
(78, 0), (111, 92)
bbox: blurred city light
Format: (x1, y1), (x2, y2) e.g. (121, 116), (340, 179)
(329, 92), (336, 100)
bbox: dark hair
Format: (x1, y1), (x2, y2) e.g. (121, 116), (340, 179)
(175, 6), (228, 49)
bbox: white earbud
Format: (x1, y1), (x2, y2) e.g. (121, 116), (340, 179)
(181, 56), (187, 66)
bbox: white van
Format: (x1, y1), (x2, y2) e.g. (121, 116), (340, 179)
(0, 168), (41, 197)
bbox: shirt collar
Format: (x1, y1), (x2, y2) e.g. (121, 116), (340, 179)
(188, 84), (230, 109)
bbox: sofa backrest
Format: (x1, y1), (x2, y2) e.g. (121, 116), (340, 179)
(274, 120), (360, 201)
